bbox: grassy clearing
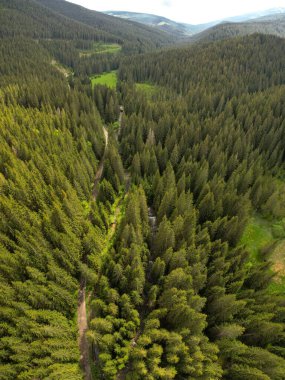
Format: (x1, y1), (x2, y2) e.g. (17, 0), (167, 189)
(240, 215), (285, 294)
(239, 216), (274, 262)
(91, 71), (117, 89)
(268, 276), (285, 294)
(268, 240), (285, 294)
(101, 192), (126, 257)
(80, 43), (121, 57)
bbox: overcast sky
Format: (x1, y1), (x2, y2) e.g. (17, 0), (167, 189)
(67, 0), (285, 24)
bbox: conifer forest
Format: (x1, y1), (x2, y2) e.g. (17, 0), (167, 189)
(0, 1), (285, 379)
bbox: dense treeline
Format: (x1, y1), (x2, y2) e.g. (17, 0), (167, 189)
(0, 88), (104, 379)
(119, 34), (285, 96)
(104, 34), (285, 379)
(37, 0), (176, 54)
(0, 0), (123, 83)
(0, 0), (111, 41)
(0, 2), (125, 377)
(0, 0), (176, 93)
(0, 0), (176, 83)
(1, 0), (285, 378)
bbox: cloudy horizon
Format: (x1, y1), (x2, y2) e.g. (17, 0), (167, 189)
(67, 0), (285, 24)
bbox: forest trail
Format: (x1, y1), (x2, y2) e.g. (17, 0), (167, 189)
(78, 125), (108, 380)
(78, 284), (92, 380)
(79, 117), (125, 380)
(110, 205), (121, 233)
(118, 106), (124, 137)
(272, 240), (285, 280)
(51, 59), (71, 78)
(92, 126), (108, 200)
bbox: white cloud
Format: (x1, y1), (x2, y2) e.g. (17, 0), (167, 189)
(162, 0), (172, 7)
(68, 0), (285, 24)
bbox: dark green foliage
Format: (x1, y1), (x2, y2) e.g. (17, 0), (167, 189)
(119, 34), (285, 96)
(0, 0), (103, 40)
(0, 6), (112, 375)
(117, 34), (285, 379)
(36, 0), (176, 53)
(0, 92), (107, 378)
(1, 0), (285, 377)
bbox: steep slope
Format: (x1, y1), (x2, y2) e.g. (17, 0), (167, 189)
(190, 14), (285, 43)
(0, 0), (113, 40)
(36, 0), (177, 52)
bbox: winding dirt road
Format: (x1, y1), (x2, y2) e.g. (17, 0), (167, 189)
(78, 284), (92, 380)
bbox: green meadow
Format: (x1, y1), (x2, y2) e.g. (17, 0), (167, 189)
(91, 71), (117, 89)
(239, 216), (274, 262)
(80, 43), (121, 57)
(240, 215), (285, 294)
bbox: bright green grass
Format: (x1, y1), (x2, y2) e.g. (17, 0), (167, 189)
(268, 277), (285, 294)
(240, 215), (285, 294)
(91, 71), (117, 89)
(135, 82), (159, 98)
(239, 216), (274, 262)
(80, 43), (121, 57)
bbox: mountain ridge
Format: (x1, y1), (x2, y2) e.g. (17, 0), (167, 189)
(189, 14), (285, 43)
(105, 8), (285, 38)
(35, 0), (177, 52)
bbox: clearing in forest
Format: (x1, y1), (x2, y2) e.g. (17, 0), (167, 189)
(91, 71), (117, 89)
(239, 216), (274, 262)
(240, 215), (285, 293)
(80, 43), (121, 57)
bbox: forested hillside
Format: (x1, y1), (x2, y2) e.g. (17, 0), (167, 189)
(36, 0), (176, 53)
(0, 0), (284, 379)
(190, 15), (285, 43)
(0, 0), (112, 40)
(0, 1), (125, 378)
(113, 34), (285, 379)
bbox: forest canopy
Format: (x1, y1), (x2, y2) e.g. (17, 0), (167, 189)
(0, 0), (284, 379)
